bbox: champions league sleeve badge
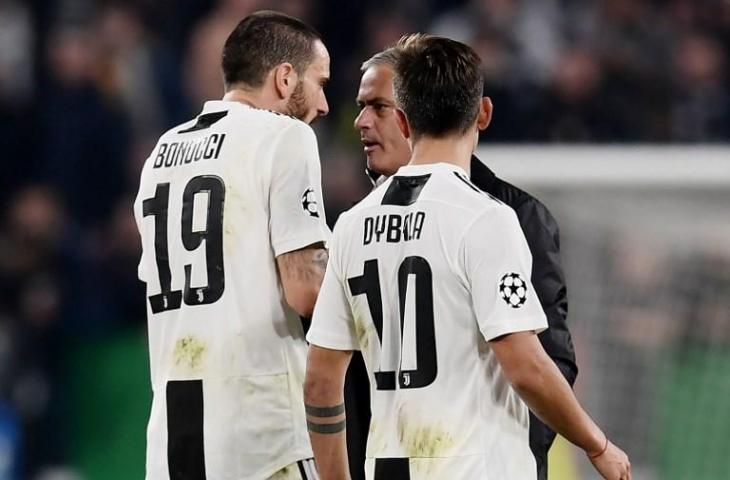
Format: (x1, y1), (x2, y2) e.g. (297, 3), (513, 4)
(302, 187), (320, 218)
(499, 272), (528, 308)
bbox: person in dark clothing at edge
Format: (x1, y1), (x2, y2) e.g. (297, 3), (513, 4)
(345, 46), (578, 480)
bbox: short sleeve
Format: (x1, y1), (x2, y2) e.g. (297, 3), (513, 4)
(269, 122), (331, 256)
(462, 207), (548, 341)
(307, 224), (359, 350)
(133, 169), (149, 283)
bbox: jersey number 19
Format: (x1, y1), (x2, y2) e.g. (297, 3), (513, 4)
(142, 175), (226, 313)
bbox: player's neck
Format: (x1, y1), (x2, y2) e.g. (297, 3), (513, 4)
(408, 134), (475, 174)
(222, 88), (283, 113)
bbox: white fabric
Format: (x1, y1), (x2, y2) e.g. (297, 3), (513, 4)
(308, 163), (546, 480)
(134, 100), (330, 480)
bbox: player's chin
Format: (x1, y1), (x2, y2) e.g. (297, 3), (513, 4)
(366, 150), (383, 170)
(368, 151), (399, 178)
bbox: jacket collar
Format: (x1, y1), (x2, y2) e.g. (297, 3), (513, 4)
(470, 154), (497, 190)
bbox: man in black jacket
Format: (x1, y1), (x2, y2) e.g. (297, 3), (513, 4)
(345, 46), (578, 480)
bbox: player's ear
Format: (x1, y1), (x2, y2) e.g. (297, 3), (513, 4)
(273, 63), (297, 99)
(395, 109), (410, 140)
(477, 96), (493, 131)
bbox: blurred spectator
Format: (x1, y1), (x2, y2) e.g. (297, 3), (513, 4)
(0, 186), (76, 477)
(0, 0), (36, 201)
(0, 0), (34, 106)
(528, 48), (627, 141)
(39, 23), (131, 229)
(70, 196), (146, 332)
(431, 0), (563, 86)
(472, 31), (533, 142)
(576, 0), (674, 140)
(184, 0), (266, 108)
(96, 4), (166, 137)
(0, 400), (21, 480)
(670, 32), (729, 141)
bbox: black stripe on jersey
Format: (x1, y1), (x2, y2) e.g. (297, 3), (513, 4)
(297, 458), (319, 480)
(374, 458), (410, 480)
(297, 460), (308, 478)
(374, 372), (396, 390)
(179, 111), (228, 133)
(453, 171), (481, 193)
(381, 175), (431, 206)
(167, 380), (207, 480)
(455, 171), (506, 205)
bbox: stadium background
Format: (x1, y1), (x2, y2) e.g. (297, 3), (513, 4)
(0, 0), (728, 479)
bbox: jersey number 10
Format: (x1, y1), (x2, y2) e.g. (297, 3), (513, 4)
(143, 175), (226, 314)
(348, 256), (437, 390)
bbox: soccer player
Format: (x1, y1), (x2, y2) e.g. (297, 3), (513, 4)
(348, 43), (578, 480)
(304, 34), (630, 480)
(134, 11), (330, 480)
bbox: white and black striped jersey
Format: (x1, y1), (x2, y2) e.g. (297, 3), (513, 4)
(308, 162), (547, 480)
(134, 100), (330, 480)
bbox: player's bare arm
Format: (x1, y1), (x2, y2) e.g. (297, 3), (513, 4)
(276, 242), (328, 317)
(490, 331), (631, 480)
(303, 345), (352, 480)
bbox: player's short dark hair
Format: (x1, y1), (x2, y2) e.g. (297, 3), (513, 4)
(392, 34), (483, 139)
(222, 10), (321, 89)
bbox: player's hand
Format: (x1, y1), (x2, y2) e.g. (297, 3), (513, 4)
(589, 440), (631, 480)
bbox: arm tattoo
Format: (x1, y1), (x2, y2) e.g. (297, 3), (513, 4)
(306, 402), (346, 434)
(312, 248), (328, 273)
(306, 403), (345, 417)
(282, 247), (328, 282)
(307, 420), (346, 434)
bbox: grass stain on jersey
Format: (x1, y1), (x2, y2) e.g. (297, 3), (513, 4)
(173, 335), (207, 372)
(367, 420), (389, 453)
(396, 414), (455, 459)
(354, 317), (370, 351)
(268, 464), (300, 480)
(353, 303), (374, 352)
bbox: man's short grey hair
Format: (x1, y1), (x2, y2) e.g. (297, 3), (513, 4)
(360, 47), (400, 72)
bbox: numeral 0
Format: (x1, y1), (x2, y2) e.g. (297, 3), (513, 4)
(143, 175), (226, 313)
(348, 256), (437, 390)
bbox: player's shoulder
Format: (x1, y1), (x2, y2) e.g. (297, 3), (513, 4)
(433, 171), (523, 237)
(155, 119), (193, 142)
(186, 100), (315, 141)
(249, 105), (305, 126)
(432, 168), (509, 218)
(240, 104), (312, 132)
(244, 109), (318, 152)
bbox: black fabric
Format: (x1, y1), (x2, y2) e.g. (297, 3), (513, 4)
(167, 380), (207, 480)
(470, 155), (577, 480)
(381, 174), (430, 206)
(374, 458), (410, 480)
(178, 111), (228, 133)
(345, 352), (370, 480)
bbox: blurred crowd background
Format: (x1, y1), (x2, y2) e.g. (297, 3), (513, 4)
(0, 0), (728, 479)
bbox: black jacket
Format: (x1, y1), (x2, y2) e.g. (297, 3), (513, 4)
(471, 155), (577, 479)
(345, 157), (578, 480)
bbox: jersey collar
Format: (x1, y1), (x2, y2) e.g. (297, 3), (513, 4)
(394, 162), (469, 178)
(201, 100), (251, 114)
